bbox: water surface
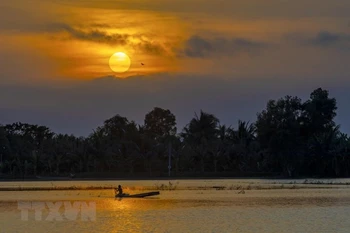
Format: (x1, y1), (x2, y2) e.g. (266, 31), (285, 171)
(1, 179), (349, 233)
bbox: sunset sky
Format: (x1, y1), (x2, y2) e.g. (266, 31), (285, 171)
(1, 0), (350, 135)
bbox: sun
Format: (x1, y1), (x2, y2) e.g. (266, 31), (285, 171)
(109, 52), (131, 73)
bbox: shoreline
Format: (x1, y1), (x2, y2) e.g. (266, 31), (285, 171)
(0, 177), (282, 182)
(0, 176), (346, 182)
(1, 177), (350, 192)
(0, 184), (348, 192)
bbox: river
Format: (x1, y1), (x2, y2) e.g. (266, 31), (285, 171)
(1, 179), (350, 233)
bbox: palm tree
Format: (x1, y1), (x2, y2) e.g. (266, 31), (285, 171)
(88, 129), (109, 172)
(169, 136), (185, 175)
(224, 121), (257, 173)
(308, 125), (341, 176)
(181, 110), (219, 173)
(234, 121), (256, 146)
(208, 125), (230, 173)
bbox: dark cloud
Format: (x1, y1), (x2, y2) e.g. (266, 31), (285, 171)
(45, 23), (167, 55)
(180, 35), (267, 58)
(184, 36), (212, 57)
(46, 23), (130, 45)
(136, 40), (167, 55)
(310, 31), (350, 47)
(286, 31), (350, 48)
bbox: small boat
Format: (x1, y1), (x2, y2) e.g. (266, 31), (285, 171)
(115, 191), (160, 198)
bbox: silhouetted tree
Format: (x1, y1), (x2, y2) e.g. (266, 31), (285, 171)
(256, 96), (304, 176)
(144, 107), (177, 141)
(0, 88), (348, 178)
(182, 110), (219, 173)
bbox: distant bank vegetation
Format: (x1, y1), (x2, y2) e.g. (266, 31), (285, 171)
(1, 88), (349, 179)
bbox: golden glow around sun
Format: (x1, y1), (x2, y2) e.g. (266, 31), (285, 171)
(109, 52), (131, 73)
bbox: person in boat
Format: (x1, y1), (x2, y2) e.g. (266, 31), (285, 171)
(116, 185), (123, 196)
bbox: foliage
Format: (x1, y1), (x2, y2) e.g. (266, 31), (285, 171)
(144, 107), (177, 141)
(0, 88), (349, 178)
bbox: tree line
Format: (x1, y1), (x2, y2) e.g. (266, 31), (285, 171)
(1, 87), (349, 179)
